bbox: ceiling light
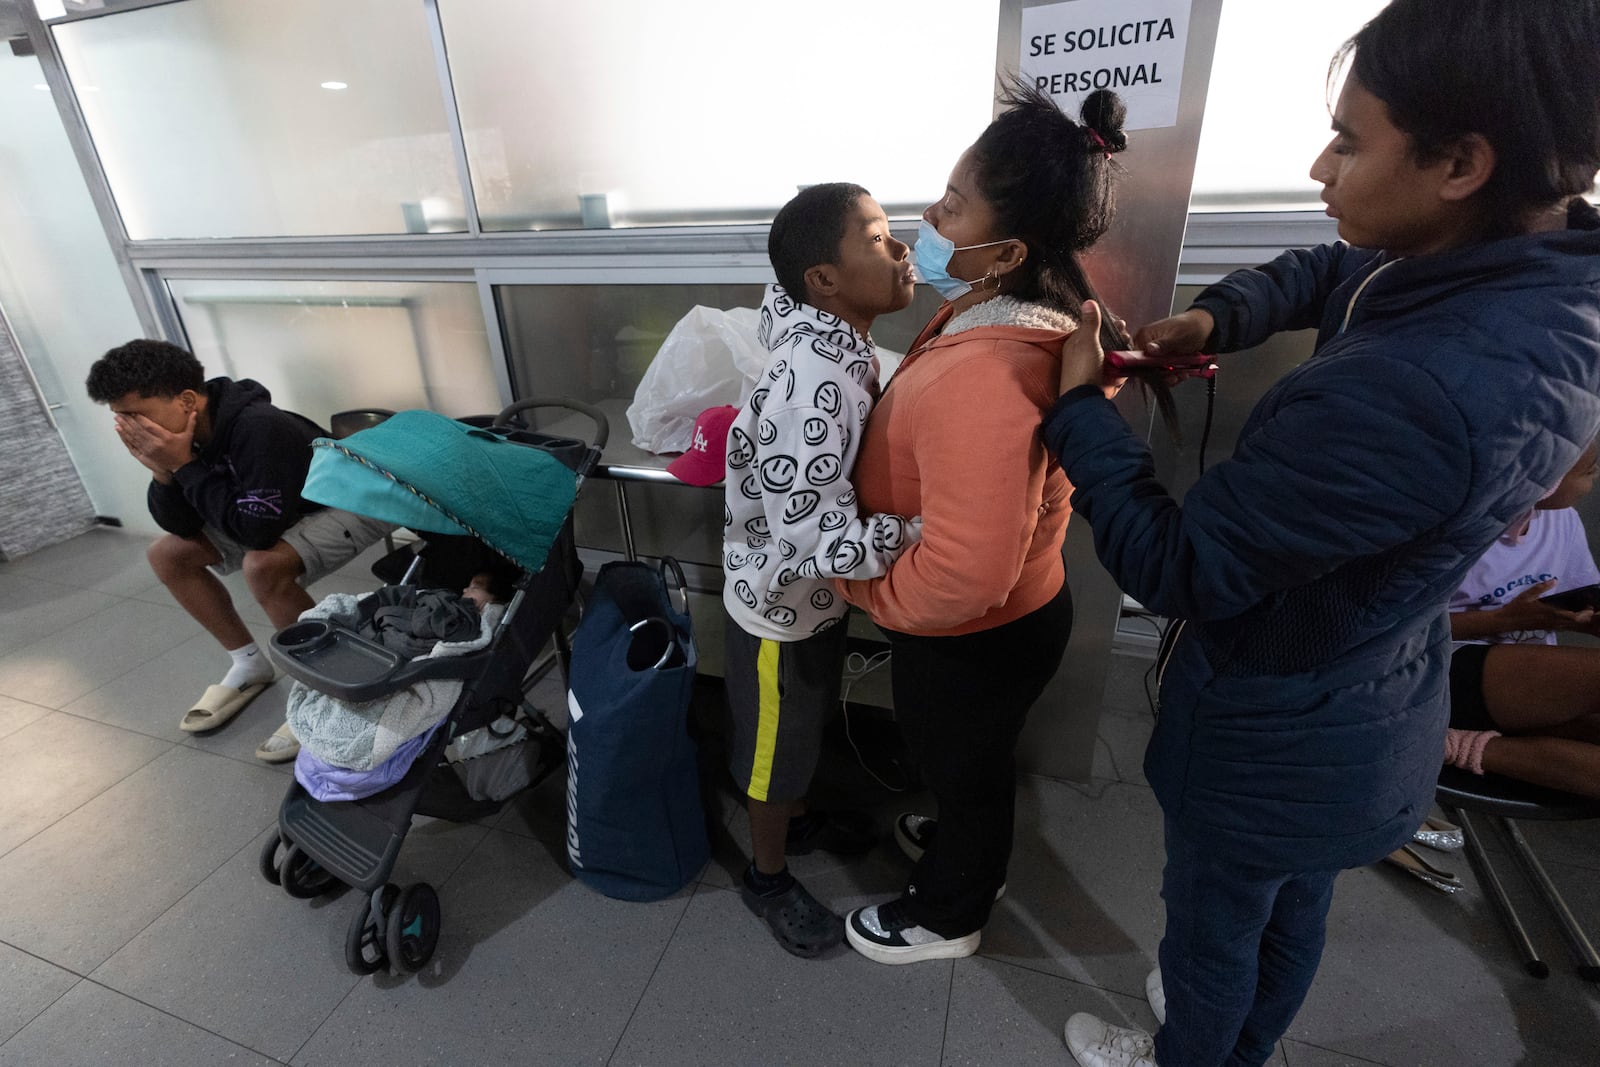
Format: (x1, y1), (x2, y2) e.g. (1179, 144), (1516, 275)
(320, 81), (348, 91)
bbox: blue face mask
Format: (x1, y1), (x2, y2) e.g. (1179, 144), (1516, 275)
(912, 220), (1016, 300)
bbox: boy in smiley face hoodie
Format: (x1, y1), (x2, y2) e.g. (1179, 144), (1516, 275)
(722, 183), (921, 957)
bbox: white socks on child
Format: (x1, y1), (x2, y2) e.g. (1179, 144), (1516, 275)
(222, 643), (273, 690)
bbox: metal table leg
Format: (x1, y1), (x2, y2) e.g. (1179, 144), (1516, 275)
(614, 480), (637, 562)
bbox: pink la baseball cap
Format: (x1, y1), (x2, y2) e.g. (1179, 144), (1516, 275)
(666, 405), (739, 486)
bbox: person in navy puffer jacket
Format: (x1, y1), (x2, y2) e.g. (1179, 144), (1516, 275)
(1051, 2), (1600, 1066)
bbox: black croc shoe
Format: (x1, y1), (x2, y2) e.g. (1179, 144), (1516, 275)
(741, 877), (845, 958)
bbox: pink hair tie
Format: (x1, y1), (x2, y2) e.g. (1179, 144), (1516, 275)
(1444, 727), (1500, 775)
(1087, 128), (1112, 160)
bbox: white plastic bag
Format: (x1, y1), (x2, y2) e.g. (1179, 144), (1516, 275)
(626, 305), (766, 454)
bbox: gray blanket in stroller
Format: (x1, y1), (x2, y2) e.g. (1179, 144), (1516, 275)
(285, 592), (503, 771)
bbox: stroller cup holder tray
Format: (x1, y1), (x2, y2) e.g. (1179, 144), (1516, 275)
(273, 620), (400, 686)
(269, 619), (488, 703)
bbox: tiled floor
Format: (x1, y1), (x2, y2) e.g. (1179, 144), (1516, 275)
(0, 527), (1597, 1066)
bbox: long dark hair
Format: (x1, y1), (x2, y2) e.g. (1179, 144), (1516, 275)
(969, 81), (1195, 433)
(969, 79), (1131, 354)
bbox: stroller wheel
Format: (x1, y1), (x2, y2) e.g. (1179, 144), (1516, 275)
(258, 832), (284, 886)
(280, 844), (338, 899)
(346, 884), (398, 976)
(385, 883), (441, 974)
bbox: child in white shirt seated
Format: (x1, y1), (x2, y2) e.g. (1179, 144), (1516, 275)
(1444, 439), (1600, 797)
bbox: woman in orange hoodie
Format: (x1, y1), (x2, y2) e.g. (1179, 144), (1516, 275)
(840, 83), (1129, 964)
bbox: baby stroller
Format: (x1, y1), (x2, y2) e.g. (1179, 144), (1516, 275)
(257, 399), (606, 976)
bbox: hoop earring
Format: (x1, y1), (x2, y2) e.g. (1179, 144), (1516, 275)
(982, 270), (1001, 293)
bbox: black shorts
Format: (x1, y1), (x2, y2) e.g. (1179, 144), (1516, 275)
(1447, 643), (1498, 731)
(724, 618), (849, 805)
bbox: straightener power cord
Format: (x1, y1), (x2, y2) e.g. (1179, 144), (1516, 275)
(839, 649), (905, 793)
(1119, 354), (1217, 714)
(1107, 349), (1219, 480)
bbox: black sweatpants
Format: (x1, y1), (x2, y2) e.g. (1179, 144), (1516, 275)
(884, 579), (1074, 937)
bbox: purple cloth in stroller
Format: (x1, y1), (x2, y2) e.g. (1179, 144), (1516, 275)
(293, 720), (444, 802)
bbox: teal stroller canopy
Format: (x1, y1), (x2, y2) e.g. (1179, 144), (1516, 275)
(301, 409), (578, 574)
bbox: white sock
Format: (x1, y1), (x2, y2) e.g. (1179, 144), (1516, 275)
(222, 643), (273, 690)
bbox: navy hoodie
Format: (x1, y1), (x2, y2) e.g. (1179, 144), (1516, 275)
(148, 378), (327, 550)
(1045, 199), (1600, 872)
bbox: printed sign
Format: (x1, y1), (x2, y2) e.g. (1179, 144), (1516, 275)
(1020, 0), (1193, 130)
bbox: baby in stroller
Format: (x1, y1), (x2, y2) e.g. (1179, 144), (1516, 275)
(261, 403), (603, 975)
(322, 568), (510, 656)
(284, 556), (524, 800)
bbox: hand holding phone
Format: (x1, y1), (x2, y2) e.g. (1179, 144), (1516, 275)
(1537, 582), (1600, 613)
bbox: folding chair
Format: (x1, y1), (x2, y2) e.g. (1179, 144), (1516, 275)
(1436, 766), (1600, 980)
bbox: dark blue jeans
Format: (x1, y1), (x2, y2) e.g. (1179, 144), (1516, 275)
(1153, 818), (1338, 1067)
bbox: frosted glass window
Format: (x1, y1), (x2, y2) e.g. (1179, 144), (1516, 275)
(496, 282), (942, 406)
(168, 280), (501, 429)
(53, 0), (465, 238)
(438, 0), (1001, 230)
(1191, 0), (1388, 210)
(499, 283), (767, 403)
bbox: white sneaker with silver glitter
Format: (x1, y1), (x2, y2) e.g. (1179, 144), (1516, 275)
(845, 899), (980, 964)
(1064, 1012), (1158, 1067)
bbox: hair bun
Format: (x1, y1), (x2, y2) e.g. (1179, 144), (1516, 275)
(1080, 89), (1128, 153)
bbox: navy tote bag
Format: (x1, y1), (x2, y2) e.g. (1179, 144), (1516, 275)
(565, 557), (709, 900)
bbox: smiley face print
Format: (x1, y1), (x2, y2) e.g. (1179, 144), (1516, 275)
(760, 454), (797, 493)
(805, 454), (842, 486)
(726, 426), (755, 470)
(828, 538), (865, 573)
(814, 381), (842, 417)
(782, 490), (820, 524)
(871, 516), (909, 552)
(764, 605), (798, 627)
(810, 337), (844, 364)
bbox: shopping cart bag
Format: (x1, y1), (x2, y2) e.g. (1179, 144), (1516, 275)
(565, 557), (709, 901)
